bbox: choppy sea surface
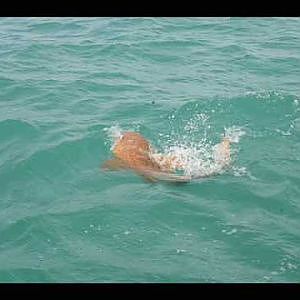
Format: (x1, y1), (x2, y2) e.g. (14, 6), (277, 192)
(0, 17), (300, 282)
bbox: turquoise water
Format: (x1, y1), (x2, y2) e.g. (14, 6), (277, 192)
(0, 17), (300, 282)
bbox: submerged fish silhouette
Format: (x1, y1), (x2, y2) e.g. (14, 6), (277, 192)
(102, 131), (231, 183)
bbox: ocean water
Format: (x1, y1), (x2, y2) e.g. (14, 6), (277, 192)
(0, 17), (300, 283)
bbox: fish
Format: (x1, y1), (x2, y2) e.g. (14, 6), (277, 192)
(101, 131), (231, 183)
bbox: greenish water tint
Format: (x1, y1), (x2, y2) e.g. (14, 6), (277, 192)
(0, 17), (300, 282)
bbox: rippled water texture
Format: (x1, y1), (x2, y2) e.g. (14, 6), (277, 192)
(0, 17), (300, 282)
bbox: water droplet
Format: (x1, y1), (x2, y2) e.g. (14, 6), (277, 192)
(226, 228), (237, 235)
(287, 263), (297, 270)
(176, 249), (186, 254)
(38, 255), (44, 262)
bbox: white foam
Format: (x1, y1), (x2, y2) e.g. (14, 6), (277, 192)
(154, 126), (245, 178)
(224, 126), (246, 143)
(226, 228), (237, 235)
(176, 249), (187, 254)
(103, 125), (123, 150)
(232, 166), (248, 177)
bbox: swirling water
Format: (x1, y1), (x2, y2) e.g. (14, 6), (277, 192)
(0, 17), (300, 282)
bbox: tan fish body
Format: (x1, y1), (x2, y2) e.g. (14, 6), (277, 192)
(112, 132), (162, 172)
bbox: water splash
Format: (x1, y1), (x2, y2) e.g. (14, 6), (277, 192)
(153, 112), (246, 178)
(103, 125), (123, 150)
(224, 126), (246, 143)
(104, 119), (246, 179)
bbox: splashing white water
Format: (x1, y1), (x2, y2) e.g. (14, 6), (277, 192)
(103, 123), (246, 179)
(224, 126), (246, 143)
(103, 125), (123, 150)
(153, 142), (225, 178)
(153, 125), (246, 178)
